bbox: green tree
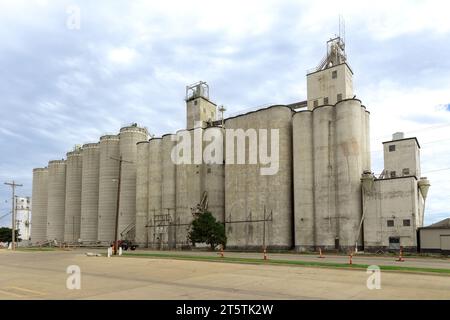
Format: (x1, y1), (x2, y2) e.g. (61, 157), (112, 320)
(0, 227), (20, 242)
(188, 211), (226, 250)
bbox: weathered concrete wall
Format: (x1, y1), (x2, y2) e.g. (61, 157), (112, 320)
(225, 106), (293, 250)
(383, 138), (421, 178)
(306, 63), (353, 110)
(363, 177), (419, 250)
(203, 126), (225, 224)
(293, 111), (315, 251)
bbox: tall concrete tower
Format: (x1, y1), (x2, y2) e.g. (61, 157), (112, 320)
(306, 36), (354, 110)
(185, 81), (217, 129)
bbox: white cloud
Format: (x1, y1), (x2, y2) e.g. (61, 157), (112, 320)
(107, 47), (137, 64)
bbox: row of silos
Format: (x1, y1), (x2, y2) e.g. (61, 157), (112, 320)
(134, 127), (226, 249)
(293, 98), (370, 251)
(31, 125), (147, 245)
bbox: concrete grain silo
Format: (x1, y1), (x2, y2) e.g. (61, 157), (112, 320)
(31, 168), (48, 244)
(118, 125), (148, 240)
(312, 105), (337, 249)
(175, 129), (203, 248)
(292, 111), (315, 251)
(203, 126), (225, 223)
(46, 160), (66, 242)
(80, 143), (100, 243)
(224, 112), (245, 248)
(335, 99), (364, 249)
(363, 107), (371, 171)
(225, 106), (293, 250)
(97, 135), (120, 243)
(160, 134), (176, 247)
(64, 149), (83, 243)
(263, 106), (293, 249)
(135, 140), (149, 246)
(147, 138), (162, 248)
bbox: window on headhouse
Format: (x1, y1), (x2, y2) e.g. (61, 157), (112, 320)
(337, 93), (343, 101)
(194, 100), (198, 105)
(389, 145), (396, 152)
(403, 219), (411, 227)
(313, 100), (318, 107)
(387, 220), (394, 227)
(332, 70), (337, 79)
(390, 171), (396, 178)
(402, 168), (410, 176)
(324, 97), (329, 105)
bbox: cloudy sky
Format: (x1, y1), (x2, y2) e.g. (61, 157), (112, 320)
(0, 0), (449, 227)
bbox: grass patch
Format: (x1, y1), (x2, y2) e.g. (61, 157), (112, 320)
(122, 252), (450, 275)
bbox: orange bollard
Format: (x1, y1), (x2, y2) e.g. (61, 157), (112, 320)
(263, 248), (268, 260)
(318, 248), (325, 258)
(220, 246), (224, 258)
(397, 246), (405, 262)
(349, 253), (353, 265)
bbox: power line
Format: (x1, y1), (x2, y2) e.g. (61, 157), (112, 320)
(422, 167), (450, 174)
(372, 123), (450, 140)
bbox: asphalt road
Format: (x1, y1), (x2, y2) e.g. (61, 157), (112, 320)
(0, 249), (450, 300)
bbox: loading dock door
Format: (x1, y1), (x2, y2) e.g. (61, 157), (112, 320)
(440, 235), (450, 251)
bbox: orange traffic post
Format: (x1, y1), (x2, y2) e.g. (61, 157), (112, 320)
(263, 247), (268, 260)
(318, 248), (324, 258)
(220, 246), (224, 258)
(396, 246), (405, 262)
(349, 253), (353, 265)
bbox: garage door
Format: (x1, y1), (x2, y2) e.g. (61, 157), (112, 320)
(440, 235), (450, 251)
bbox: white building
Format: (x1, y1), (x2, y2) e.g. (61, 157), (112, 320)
(362, 133), (430, 252)
(15, 196), (32, 241)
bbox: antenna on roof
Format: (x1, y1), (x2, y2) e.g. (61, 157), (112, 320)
(339, 15), (345, 44)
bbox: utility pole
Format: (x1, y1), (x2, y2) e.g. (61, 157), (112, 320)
(218, 105), (226, 128)
(4, 181), (23, 250)
(110, 156), (132, 255)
